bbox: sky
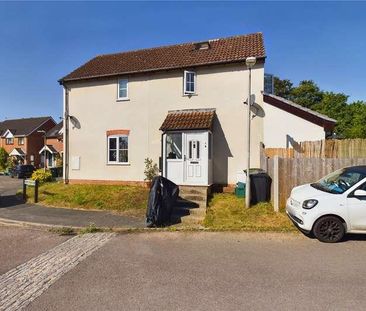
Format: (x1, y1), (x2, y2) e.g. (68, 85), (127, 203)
(0, 1), (365, 121)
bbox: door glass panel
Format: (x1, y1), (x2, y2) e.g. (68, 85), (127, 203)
(166, 133), (182, 159)
(189, 141), (192, 159)
(196, 141), (200, 159)
(208, 132), (212, 160)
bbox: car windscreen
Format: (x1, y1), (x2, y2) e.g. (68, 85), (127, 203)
(311, 168), (366, 194)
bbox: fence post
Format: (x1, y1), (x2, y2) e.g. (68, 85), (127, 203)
(22, 179), (27, 201)
(34, 180), (39, 203)
(273, 155), (279, 212)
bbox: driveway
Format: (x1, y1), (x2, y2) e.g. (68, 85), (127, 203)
(0, 175), (22, 197)
(1, 230), (366, 310)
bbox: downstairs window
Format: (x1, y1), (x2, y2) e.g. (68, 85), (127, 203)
(108, 135), (129, 164)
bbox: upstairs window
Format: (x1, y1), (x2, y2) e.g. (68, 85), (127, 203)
(118, 79), (129, 100)
(108, 135), (128, 164)
(184, 71), (196, 95)
(6, 138), (13, 145)
(18, 137), (24, 145)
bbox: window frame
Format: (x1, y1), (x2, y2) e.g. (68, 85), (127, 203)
(18, 137), (24, 145)
(5, 138), (14, 145)
(183, 70), (197, 95)
(117, 78), (129, 101)
(107, 134), (129, 165)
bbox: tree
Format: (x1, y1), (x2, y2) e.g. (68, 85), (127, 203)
(0, 148), (8, 169)
(289, 80), (323, 109)
(312, 92), (349, 138)
(274, 76), (293, 99)
(343, 101), (366, 138)
(274, 76), (366, 139)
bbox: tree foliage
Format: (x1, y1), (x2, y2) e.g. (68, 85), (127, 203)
(274, 76), (366, 138)
(0, 148), (8, 169)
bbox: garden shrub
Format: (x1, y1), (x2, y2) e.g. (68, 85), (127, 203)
(144, 158), (159, 181)
(31, 169), (53, 184)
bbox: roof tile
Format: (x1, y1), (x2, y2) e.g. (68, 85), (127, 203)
(160, 109), (215, 131)
(0, 117), (54, 137)
(61, 33), (265, 82)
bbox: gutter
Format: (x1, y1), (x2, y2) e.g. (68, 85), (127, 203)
(58, 57), (267, 84)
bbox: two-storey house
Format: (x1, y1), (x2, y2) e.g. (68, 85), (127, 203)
(0, 117), (56, 167)
(59, 32), (335, 190)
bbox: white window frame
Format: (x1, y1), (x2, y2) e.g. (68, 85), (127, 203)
(183, 70), (196, 95)
(6, 138), (14, 145)
(18, 137), (24, 145)
(117, 78), (129, 101)
(107, 134), (129, 165)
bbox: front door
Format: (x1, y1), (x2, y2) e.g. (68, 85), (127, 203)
(184, 132), (206, 185)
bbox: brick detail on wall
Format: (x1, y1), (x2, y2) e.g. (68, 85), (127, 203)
(106, 129), (130, 136)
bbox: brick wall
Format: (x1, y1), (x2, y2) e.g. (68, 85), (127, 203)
(46, 137), (63, 153)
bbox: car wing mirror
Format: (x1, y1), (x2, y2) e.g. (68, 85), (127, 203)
(354, 189), (366, 197)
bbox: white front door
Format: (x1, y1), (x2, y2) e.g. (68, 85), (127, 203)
(184, 132), (207, 185)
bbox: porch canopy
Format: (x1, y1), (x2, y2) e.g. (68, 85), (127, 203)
(39, 145), (58, 154)
(160, 108), (215, 132)
(160, 109), (215, 186)
(9, 148), (25, 157)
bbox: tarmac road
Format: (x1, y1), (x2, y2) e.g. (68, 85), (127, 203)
(5, 230), (362, 311)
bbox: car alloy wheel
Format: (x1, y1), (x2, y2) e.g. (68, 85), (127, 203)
(313, 216), (345, 243)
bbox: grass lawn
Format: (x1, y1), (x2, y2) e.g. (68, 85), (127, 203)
(204, 193), (297, 232)
(25, 182), (149, 217)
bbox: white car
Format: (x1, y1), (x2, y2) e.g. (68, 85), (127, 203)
(286, 166), (366, 243)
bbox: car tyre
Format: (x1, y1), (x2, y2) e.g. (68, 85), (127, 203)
(313, 216), (345, 243)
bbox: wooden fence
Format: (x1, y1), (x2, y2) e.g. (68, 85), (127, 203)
(264, 139), (366, 159)
(266, 157), (366, 210)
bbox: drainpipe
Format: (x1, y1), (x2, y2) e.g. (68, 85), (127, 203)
(63, 86), (70, 184)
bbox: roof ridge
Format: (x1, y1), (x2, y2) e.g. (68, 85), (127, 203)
(1, 116), (52, 122)
(168, 108), (216, 114)
(95, 32), (263, 58)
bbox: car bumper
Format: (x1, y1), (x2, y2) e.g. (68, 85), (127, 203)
(286, 199), (313, 232)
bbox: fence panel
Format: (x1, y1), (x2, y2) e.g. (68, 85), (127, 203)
(264, 139), (366, 159)
(267, 157), (366, 209)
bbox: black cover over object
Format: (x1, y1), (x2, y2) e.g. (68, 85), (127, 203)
(146, 176), (179, 227)
(250, 173), (272, 205)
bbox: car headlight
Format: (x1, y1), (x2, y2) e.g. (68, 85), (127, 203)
(303, 199), (318, 209)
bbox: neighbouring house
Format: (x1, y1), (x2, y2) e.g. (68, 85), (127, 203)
(263, 93), (336, 148)
(39, 121), (63, 168)
(59, 32), (336, 193)
(0, 117), (56, 167)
